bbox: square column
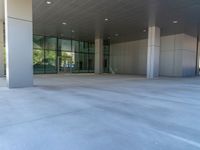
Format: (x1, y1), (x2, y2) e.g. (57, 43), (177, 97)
(5, 0), (33, 88)
(95, 37), (104, 74)
(147, 26), (160, 79)
(0, 20), (4, 77)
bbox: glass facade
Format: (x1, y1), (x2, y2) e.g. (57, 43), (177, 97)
(33, 35), (45, 74)
(104, 41), (110, 73)
(33, 35), (110, 74)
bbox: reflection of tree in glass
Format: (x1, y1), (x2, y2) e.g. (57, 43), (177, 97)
(45, 51), (56, 65)
(62, 52), (73, 66)
(33, 50), (43, 65)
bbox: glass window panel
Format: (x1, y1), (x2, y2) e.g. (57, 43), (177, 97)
(79, 53), (88, 72)
(79, 41), (84, 52)
(89, 42), (95, 53)
(104, 45), (110, 55)
(72, 40), (79, 52)
(45, 37), (57, 50)
(72, 53), (80, 73)
(33, 35), (44, 49)
(88, 54), (94, 72)
(45, 50), (57, 73)
(33, 49), (45, 74)
(59, 39), (71, 51)
(84, 42), (89, 52)
(72, 53), (88, 73)
(60, 52), (75, 73)
(104, 55), (110, 73)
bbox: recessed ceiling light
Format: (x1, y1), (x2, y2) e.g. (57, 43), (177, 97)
(71, 30), (75, 33)
(105, 18), (109, 21)
(114, 33), (119, 37)
(62, 22), (67, 25)
(46, 1), (52, 5)
(173, 20), (178, 24)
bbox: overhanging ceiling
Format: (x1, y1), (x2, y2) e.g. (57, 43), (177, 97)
(3, 0), (200, 42)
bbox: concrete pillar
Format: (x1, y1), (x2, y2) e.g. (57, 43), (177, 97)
(5, 0), (33, 88)
(95, 35), (104, 74)
(0, 20), (4, 77)
(147, 26), (160, 79)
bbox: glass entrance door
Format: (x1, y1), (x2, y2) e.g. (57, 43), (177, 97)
(59, 51), (75, 73)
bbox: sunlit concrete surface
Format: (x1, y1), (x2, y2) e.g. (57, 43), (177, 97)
(0, 74), (200, 150)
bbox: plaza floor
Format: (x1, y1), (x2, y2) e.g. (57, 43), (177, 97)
(0, 74), (200, 150)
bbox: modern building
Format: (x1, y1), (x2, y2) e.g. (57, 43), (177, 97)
(0, 0), (200, 88)
(1, 1), (200, 150)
